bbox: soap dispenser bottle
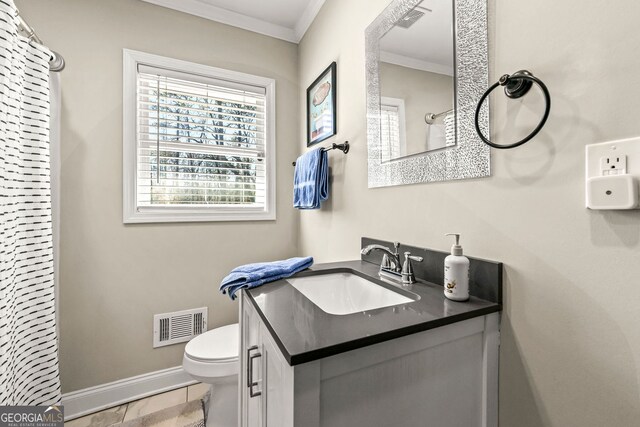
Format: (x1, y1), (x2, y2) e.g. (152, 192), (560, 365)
(444, 233), (470, 301)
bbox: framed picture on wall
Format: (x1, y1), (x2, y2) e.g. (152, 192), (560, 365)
(306, 62), (337, 146)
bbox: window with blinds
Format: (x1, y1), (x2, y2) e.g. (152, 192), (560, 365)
(123, 50), (276, 223)
(380, 97), (406, 163)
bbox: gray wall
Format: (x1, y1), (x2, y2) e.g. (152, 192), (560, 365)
(17, 0), (640, 423)
(380, 62), (453, 153)
(299, 0), (640, 426)
(16, 0), (299, 393)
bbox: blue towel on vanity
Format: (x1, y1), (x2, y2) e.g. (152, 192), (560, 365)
(219, 257), (314, 300)
(293, 148), (328, 209)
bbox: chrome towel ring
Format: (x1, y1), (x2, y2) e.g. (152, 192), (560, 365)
(474, 70), (551, 149)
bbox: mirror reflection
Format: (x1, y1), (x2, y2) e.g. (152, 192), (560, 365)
(379, 0), (455, 161)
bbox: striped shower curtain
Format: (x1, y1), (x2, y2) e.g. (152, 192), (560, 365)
(0, 0), (61, 405)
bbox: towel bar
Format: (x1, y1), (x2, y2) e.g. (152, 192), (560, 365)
(474, 70), (551, 149)
(292, 141), (349, 166)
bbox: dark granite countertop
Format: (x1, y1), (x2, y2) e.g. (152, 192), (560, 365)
(246, 260), (502, 366)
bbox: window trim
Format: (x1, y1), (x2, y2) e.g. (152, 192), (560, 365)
(380, 96), (407, 161)
(123, 49), (276, 223)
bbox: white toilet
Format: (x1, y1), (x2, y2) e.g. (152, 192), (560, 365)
(183, 323), (239, 427)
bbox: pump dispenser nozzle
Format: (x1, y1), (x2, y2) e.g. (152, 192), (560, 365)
(445, 233), (463, 256)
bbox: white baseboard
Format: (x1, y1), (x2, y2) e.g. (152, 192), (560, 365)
(62, 366), (197, 421)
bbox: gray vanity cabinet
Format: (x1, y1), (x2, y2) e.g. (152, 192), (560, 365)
(240, 293), (261, 427)
(239, 291), (500, 427)
(240, 292), (294, 426)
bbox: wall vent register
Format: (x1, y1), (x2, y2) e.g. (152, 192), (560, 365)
(153, 307), (208, 348)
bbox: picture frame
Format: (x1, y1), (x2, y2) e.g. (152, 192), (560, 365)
(306, 61), (337, 146)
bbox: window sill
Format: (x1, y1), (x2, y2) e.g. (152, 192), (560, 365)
(123, 208), (276, 224)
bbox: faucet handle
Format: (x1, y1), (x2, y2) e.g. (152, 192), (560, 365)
(405, 251), (423, 262)
(393, 241), (400, 253)
(401, 251), (423, 285)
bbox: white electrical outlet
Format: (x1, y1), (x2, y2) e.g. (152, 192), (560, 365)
(586, 137), (640, 210)
(600, 155), (627, 175)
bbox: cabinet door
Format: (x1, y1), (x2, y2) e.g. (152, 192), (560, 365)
(260, 322), (294, 427)
(241, 293), (263, 427)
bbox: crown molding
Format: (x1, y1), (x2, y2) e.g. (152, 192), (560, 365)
(295, 0), (326, 41)
(141, 0), (325, 43)
(380, 51), (454, 76)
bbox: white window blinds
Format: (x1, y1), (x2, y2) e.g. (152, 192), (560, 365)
(380, 104), (402, 162)
(136, 64), (267, 208)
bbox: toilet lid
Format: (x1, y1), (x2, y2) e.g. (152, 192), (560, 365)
(185, 323), (239, 362)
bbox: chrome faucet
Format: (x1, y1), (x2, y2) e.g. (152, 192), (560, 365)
(361, 242), (402, 272)
(361, 242), (423, 285)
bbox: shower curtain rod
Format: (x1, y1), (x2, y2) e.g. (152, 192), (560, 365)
(16, 11), (65, 72)
(424, 108), (453, 125)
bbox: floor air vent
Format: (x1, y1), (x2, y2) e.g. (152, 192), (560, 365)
(153, 307), (208, 348)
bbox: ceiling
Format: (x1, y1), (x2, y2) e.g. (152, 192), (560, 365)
(140, 0), (452, 74)
(379, 0), (454, 76)
(141, 0), (326, 43)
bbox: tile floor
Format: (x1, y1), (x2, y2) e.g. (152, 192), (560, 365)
(65, 383), (210, 427)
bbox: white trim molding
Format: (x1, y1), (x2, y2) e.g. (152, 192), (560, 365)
(140, 0), (326, 43)
(122, 49), (277, 223)
(294, 0), (326, 42)
(380, 51), (454, 76)
(380, 96), (407, 159)
(62, 366), (196, 421)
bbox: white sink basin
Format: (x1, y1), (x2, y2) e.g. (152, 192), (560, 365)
(286, 272), (416, 315)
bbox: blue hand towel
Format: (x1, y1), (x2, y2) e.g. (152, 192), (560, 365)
(293, 148), (328, 209)
(220, 256), (313, 300)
